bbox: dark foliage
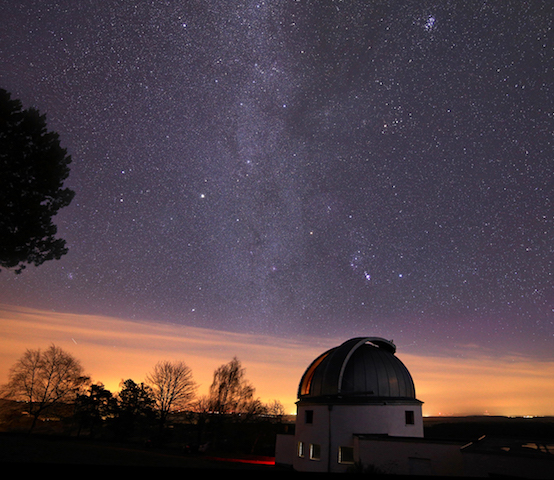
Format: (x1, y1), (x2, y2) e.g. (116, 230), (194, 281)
(0, 88), (74, 273)
(109, 379), (157, 439)
(74, 383), (116, 438)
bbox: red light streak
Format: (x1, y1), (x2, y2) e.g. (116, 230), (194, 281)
(205, 455), (275, 466)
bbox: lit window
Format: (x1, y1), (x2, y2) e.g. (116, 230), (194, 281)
(305, 409), (314, 424)
(339, 446), (355, 464)
(297, 441), (305, 458)
(405, 410), (415, 425)
(310, 443), (321, 460)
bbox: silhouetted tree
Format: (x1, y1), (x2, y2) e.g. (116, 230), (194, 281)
(208, 356), (259, 416)
(264, 399), (286, 419)
(0, 88), (75, 273)
(74, 383), (115, 438)
(146, 360), (197, 431)
(0, 344), (89, 432)
(112, 379), (156, 439)
(198, 358), (289, 453)
(193, 359), (288, 454)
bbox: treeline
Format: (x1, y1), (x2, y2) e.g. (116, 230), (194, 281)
(0, 344), (289, 455)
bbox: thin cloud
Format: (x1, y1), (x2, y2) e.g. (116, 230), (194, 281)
(1, 304), (553, 416)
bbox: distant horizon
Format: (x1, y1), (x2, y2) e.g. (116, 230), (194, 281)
(1, 304), (553, 417)
(264, 413), (554, 419)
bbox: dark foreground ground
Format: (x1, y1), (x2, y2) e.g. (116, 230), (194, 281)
(1, 416), (553, 477)
(0, 431), (282, 475)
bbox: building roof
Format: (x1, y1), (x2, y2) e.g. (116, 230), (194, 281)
(297, 337), (418, 402)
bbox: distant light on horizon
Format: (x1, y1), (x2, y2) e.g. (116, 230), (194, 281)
(1, 305), (553, 418)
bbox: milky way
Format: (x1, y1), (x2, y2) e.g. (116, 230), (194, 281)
(0, 1), (552, 356)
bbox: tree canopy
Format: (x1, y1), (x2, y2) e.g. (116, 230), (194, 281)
(0, 344), (88, 432)
(0, 347), (288, 450)
(208, 356), (260, 415)
(0, 88), (75, 273)
(146, 360), (197, 428)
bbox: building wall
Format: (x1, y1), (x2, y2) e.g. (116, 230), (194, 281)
(355, 436), (465, 476)
(293, 404), (330, 472)
(279, 427), (554, 478)
(274, 433), (295, 468)
(293, 402), (423, 473)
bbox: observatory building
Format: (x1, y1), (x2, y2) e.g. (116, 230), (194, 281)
(275, 337), (554, 476)
(279, 337), (425, 473)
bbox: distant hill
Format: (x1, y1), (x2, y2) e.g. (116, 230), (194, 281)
(423, 416), (554, 442)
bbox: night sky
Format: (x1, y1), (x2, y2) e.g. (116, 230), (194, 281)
(0, 1), (552, 361)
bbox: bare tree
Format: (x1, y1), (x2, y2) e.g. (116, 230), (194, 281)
(208, 356), (259, 415)
(146, 360), (197, 429)
(0, 344), (88, 432)
(264, 399), (286, 418)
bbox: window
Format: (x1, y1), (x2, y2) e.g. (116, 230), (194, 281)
(305, 409), (314, 424)
(405, 410), (415, 425)
(338, 446), (355, 464)
(309, 443), (321, 460)
(297, 441), (305, 458)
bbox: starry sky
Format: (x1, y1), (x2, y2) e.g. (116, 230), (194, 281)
(0, 0), (552, 366)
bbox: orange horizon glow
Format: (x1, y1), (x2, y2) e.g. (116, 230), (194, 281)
(1, 303), (553, 417)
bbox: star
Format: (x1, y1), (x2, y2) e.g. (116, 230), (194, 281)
(0, 0), (551, 356)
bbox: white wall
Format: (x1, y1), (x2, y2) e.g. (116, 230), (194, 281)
(293, 402), (423, 473)
(293, 404), (331, 472)
(274, 433), (295, 468)
(355, 436), (465, 476)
